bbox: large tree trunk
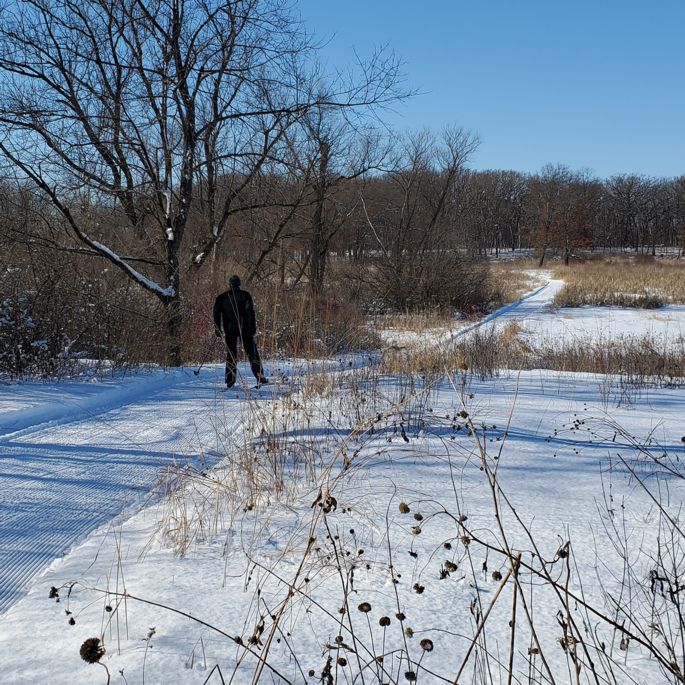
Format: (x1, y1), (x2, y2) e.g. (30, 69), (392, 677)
(538, 247), (547, 268)
(309, 142), (330, 298)
(165, 296), (184, 367)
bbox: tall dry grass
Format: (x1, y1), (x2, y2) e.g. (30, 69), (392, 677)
(552, 256), (685, 308)
(489, 259), (544, 305)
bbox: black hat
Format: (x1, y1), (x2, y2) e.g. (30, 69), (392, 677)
(228, 274), (241, 288)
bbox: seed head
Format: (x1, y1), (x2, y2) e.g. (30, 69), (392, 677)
(399, 502), (410, 514)
(413, 512), (423, 521)
(337, 657), (347, 667)
(395, 612), (406, 621)
(379, 616), (391, 627)
(405, 671), (417, 681)
(79, 637), (105, 664)
(358, 602), (372, 613)
(492, 570), (503, 581)
(420, 638), (434, 652)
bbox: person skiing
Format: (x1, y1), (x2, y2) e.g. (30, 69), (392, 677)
(213, 275), (268, 388)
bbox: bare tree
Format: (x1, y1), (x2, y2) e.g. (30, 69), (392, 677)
(363, 126), (483, 310)
(461, 170), (527, 255)
(0, 0), (405, 363)
(524, 164), (572, 266)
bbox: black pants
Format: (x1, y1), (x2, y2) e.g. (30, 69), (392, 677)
(224, 330), (263, 387)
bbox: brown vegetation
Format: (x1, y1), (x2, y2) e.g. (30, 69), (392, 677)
(552, 256), (685, 308)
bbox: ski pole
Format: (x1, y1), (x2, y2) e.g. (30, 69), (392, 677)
(193, 335), (219, 376)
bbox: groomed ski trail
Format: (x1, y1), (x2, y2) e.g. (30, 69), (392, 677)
(0, 367), (259, 613)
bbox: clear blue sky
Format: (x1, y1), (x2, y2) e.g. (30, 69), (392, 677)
(296, 0), (685, 178)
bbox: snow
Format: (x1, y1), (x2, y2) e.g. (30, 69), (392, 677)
(90, 241), (176, 299)
(1, 278), (685, 683)
(0, 371), (178, 438)
(519, 303), (685, 343)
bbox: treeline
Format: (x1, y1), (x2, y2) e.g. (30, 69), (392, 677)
(229, 152), (685, 285)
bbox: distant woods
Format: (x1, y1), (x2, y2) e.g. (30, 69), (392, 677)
(0, 1), (683, 369)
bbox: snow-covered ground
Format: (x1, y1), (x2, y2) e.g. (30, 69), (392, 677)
(484, 275), (685, 349)
(1, 276), (685, 684)
(0, 368), (235, 615)
(525, 303), (685, 341)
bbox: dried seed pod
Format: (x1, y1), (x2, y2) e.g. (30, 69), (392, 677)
(420, 638), (434, 652)
(379, 616), (391, 627)
(80, 637), (105, 664)
(399, 502), (410, 514)
(357, 602), (372, 613)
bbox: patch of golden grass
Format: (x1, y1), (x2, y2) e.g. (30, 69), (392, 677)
(552, 257), (685, 308)
(380, 342), (466, 376)
(374, 309), (456, 334)
(489, 260), (545, 305)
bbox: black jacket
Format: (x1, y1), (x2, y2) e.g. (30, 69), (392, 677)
(213, 286), (257, 336)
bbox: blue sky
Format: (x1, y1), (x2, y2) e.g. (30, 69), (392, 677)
(296, 0), (685, 178)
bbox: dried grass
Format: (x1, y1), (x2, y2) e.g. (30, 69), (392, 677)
(488, 259), (544, 305)
(552, 257), (685, 308)
(373, 309), (457, 335)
